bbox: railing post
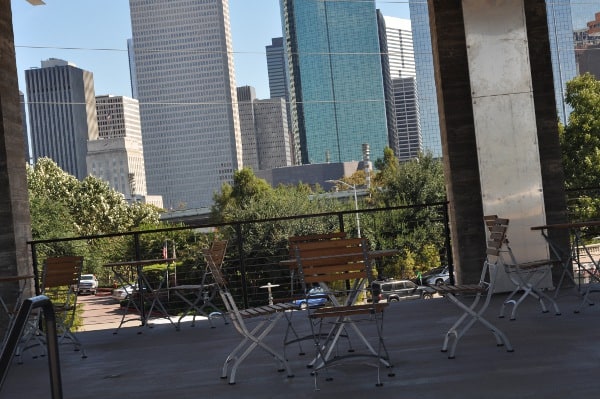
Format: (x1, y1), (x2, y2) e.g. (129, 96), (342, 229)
(442, 202), (455, 285)
(133, 233), (146, 325)
(337, 213), (345, 234)
(235, 223), (249, 309)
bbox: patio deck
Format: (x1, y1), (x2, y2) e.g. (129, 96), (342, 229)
(2, 288), (599, 399)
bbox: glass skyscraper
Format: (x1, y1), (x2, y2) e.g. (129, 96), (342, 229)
(408, 0), (578, 157)
(281, 0), (389, 164)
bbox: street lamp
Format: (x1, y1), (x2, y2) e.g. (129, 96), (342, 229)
(326, 179), (361, 238)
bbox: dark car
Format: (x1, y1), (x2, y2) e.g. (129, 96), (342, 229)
(371, 279), (434, 303)
(293, 286), (328, 309)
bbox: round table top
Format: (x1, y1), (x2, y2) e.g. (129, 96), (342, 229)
(260, 282), (280, 289)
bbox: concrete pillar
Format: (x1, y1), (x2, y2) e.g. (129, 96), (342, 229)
(0, 1), (34, 337)
(429, 0), (568, 286)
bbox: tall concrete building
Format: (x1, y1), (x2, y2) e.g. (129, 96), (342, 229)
(381, 15), (421, 160)
(408, 0), (577, 157)
(236, 86), (291, 171)
(129, 0), (242, 210)
(266, 37), (298, 164)
(87, 95), (151, 203)
(25, 58), (98, 180)
(393, 77), (421, 160)
(281, 0), (389, 165)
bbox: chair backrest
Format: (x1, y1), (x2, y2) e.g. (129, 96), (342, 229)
(202, 240), (228, 289)
(42, 256), (83, 291)
(294, 238), (372, 305)
(288, 232), (347, 258)
(482, 216), (509, 285)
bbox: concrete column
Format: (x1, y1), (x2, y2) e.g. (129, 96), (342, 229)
(429, 0), (568, 286)
(0, 1), (34, 337)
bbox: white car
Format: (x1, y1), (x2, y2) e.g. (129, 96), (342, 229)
(76, 274), (98, 295)
(111, 284), (136, 301)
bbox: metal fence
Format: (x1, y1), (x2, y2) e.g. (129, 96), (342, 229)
(27, 202), (451, 310)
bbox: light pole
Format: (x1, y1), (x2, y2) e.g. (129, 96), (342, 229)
(327, 179), (361, 238)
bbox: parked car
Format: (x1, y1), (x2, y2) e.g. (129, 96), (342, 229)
(425, 266), (450, 286)
(293, 286), (328, 309)
(111, 284), (135, 301)
(76, 274), (98, 295)
(371, 279), (434, 303)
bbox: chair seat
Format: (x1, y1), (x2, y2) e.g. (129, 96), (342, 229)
(433, 284), (485, 295)
(310, 303), (388, 319)
(508, 259), (559, 270)
(238, 303), (295, 318)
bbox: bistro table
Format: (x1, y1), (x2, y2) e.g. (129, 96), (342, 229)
(104, 258), (176, 332)
(531, 220), (600, 305)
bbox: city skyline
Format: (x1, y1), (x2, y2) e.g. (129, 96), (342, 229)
(12, 0), (410, 101)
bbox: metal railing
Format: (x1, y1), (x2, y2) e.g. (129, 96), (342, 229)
(27, 202), (452, 310)
(0, 295), (63, 399)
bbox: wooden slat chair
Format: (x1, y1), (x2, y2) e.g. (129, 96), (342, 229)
(169, 240), (228, 330)
(39, 256), (87, 358)
(205, 247), (295, 385)
(486, 215), (561, 320)
(282, 232), (348, 357)
(294, 237), (393, 388)
(431, 218), (513, 359)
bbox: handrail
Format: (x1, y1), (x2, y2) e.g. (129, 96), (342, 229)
(0, 295), (62, 399)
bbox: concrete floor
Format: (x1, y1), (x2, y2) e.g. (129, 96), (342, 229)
(2, 287), (600, 399)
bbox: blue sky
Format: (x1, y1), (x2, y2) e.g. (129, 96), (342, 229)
(11, 0), (410, 100)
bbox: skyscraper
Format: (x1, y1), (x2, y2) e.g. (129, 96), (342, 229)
(26, 58), (98, 180)
(281, 0), (389, 164)
(381, 15), (421, 160)
(87, 95), (149, 202)
(129, 0), (242, 209)
(408, 0), (442, 158)
(266, 37), (298, 164)
(237, 86), (292, 171)
(408, 0), (577, 157)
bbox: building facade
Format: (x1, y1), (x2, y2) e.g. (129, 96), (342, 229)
(25, 58), (98, 180)
(236, 86), (291, 171)
(281, 0), (389, 164)
(382, 15), (421, 160)
(266, 37), (298, 164)
(129, 0), (242, 210)
(87, 95), (149, 201)
(574, 11), (600, 79)
(393, 77), (422, 160)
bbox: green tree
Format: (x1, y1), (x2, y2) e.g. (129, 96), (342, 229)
(369, 151), (447, 279)
(560, 73), (600, 222)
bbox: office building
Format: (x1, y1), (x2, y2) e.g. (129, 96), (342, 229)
(408, 0), (577, 157)
(127, 38), (138, 99)
(394, 77), (422, 160)
(574, 11), (600, 79)
(25, 58), (98, 180)
(377, 10), (398, 155)
(381, 15), (421, 160)
(266, 37), (298, 164)
(237, 86), (291, 171)
(129, 0), (242, 210)
(87, 95), (151, 203)
(281, 0), (389, 164)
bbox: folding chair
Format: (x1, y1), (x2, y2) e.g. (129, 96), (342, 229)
(282, 232), (348, 357)
(169, 240), (228, 329)
(489, 215), (562, 320)
(431, 218), (513, 359)
(206, 248), (295, 385)
(39, 256), (87, 358)
(294, 237), (393, 388)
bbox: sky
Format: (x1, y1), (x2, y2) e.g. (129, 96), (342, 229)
(11, 0), (410, 101)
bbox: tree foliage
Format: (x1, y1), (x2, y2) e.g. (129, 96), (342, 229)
(560, 73), (600, 222)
